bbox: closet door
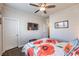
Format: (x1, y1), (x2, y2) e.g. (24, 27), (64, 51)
(3, 17), (18, 51)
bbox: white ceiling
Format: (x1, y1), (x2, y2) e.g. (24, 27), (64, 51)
(5, 3), (77, 18)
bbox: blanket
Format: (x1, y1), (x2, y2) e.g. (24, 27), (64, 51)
(22, 38), (79, 56)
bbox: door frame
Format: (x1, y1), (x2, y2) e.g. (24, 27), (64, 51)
(0, 17), (3, 55)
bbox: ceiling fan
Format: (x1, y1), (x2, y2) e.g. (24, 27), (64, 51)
(29, 3), (56, 14)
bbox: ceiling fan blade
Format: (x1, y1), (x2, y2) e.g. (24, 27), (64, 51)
(46, 5), (56, 8)
(34, 10), (40, 13)
(29, 3), (39, 7)
(43, 10), (47, 14)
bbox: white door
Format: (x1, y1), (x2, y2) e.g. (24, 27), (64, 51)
(0, 24), (2, 55)
(3, 17), (18, 51)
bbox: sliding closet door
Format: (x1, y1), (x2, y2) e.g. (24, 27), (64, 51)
(3, 17), (18, 51)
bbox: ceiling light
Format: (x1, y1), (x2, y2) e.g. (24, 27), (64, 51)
(40, 7), (45, 11)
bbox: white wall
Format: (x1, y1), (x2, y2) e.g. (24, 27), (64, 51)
(2, 6), (48, 47)
(49, 4), (79, 41)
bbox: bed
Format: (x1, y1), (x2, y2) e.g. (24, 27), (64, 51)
(22, 38), (79, 56)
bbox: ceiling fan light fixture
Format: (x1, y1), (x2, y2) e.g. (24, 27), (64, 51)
(40, 7), (45, 11)
(29, 3), (56, 14)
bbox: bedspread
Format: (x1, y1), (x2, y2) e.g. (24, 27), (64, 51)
(22, 38), (79, 56)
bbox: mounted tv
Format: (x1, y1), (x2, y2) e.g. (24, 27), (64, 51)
(28, 22), (38, 30)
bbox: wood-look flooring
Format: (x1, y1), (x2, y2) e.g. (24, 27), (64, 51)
(2, 47), (25, 56)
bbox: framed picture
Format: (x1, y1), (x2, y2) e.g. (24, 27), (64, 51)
(55, 20), (69, 28)
(28, 22), (38, 30)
